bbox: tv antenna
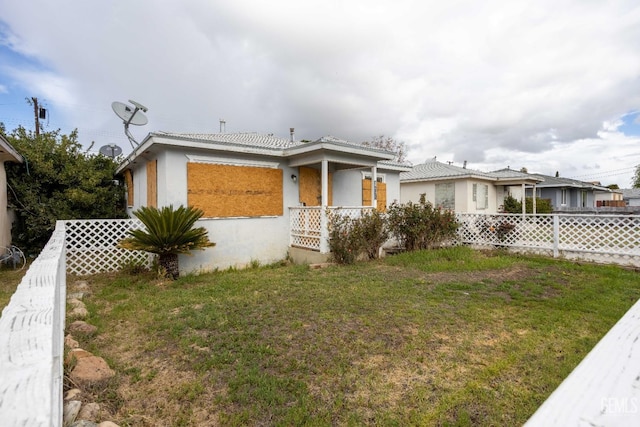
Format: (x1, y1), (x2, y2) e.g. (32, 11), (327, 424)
(112, 99), (149, 149)
(99, 143), (123, 158)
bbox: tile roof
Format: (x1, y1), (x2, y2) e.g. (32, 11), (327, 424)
(400, 159), (494, 181)
(156, 131), (298, 150)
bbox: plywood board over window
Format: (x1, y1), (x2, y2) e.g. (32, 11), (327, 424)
(147, 160), (157, 208)
(123, 169), (134, 207)
(187, 162), (283, 217)
(298, 166), (332, 206)
(362, 179), (387, 211)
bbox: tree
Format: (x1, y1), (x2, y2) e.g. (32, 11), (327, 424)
(361, 135), (408, 163)
(3, 124), (127, 254)
(607, 184), (620, 190)
(633, 165), (640, 188)
(118, 205), (215, 279)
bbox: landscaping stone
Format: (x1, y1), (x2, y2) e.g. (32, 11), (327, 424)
(98, 422), (120, 427)
(69, 349), (115, 386)
(77, 402), (100, 422)
(73, 280), (90, 291)
(65, 334), (80, 349)
(67, 292), (87, 300)
(63, 400), (81, 427)
(64, 388), (82, 401)
(70, 421), (98, 427)
(69, 305), (90, 319)
(68, 320), (97, 335)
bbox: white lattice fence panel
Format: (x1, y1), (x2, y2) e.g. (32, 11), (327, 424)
(290, 208), (322, 250)
(558, 215), (640, 255)
(455, 214), (549, 247)
(456, 213), (640, 267)
(64, 219), (152, 275)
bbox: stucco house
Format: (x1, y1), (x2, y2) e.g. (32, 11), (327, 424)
(0, 134), (23, 251)
(622, 188), (640, 207)
(400, 160), (541, 213)
(115, 131), (410, 273)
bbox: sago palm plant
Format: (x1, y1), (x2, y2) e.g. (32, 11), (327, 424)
(119, 205), (215, 279)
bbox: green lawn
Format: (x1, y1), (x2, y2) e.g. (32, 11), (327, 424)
(72, 246), (640, 426)
(0, 264), (27, 313)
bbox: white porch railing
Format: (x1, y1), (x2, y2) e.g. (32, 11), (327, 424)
(0, 221), (66, 426)
(456, 213), (640, 267)
(289, 206), (375, 252)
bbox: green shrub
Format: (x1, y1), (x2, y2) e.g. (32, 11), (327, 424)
(386, 196), (458, 251)
(328, 209), (389, 264)
(502, 195), (552, 214)
(327, 213), (360, 264)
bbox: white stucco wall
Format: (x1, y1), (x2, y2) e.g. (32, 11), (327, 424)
(124, 147), (303, 272)
(331, 169), (364, 206)
(401, 179), (499, 213)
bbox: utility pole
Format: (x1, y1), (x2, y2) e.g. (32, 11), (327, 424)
(31, 97), (40, 137)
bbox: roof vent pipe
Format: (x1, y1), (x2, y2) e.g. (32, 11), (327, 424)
(463, 160), (467, 169)
(290, 127), (295, 142)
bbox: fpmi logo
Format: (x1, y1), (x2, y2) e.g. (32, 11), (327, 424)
(601, 397), (640, 414)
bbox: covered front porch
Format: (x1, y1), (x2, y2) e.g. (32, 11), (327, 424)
(283, 136), (406, 262)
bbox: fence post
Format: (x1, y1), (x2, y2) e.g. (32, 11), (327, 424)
(320, 208), (329, 253)
(553, 214), (559, 258)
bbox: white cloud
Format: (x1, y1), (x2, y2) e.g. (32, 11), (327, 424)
(0, 0), (639, 185)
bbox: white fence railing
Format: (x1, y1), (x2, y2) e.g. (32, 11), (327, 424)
(63, 218), (151, 276)
(456, 213), (640, 267)
(525, 297), (640, 425)
(289, 206), (374, 252)
(0, 221), (67, 426)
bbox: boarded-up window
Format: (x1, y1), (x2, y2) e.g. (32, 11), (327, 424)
(435, 182), (455, 210)
(147, 160), (157, 208)
(187, 162), (283, 217)
(298, 166), (332, 206)
(362, 179), (387, 211)
(123, 169), (134, 207)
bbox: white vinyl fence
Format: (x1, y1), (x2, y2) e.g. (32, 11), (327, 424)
(456, 213), (640, 267)
(0, 222), (66, 426)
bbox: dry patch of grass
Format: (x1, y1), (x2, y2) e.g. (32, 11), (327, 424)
(73, 247), (640, 426)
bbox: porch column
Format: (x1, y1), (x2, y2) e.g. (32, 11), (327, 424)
(371, 166), (377, 208)
(320, 160), (329, 253)
(521, 183), (526, 216)
(532, 184), (537, 214)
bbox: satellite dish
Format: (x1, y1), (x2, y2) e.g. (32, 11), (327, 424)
(112, 102), (148, 126)
(111, 99), (149, 149)
(99, 144), (123, 158)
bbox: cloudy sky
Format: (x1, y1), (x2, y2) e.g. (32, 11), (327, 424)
(1, 0), (640, 186)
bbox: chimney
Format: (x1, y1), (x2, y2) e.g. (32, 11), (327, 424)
(290, 127), (295, 142)
(219, 119), (226, 133)
(463, 160), (467, 169)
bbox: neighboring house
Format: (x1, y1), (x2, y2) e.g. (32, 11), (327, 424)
(622, 188), (640, 207)
(0, 134), (23, 250)
(400, 159), (541, 213)
(524, 173), (618, 211)
(115, 132), (410, 273)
